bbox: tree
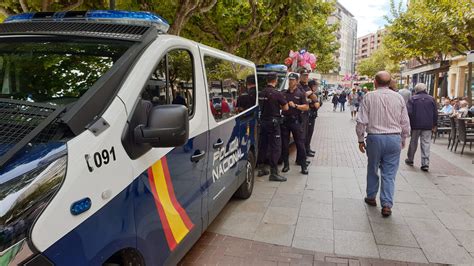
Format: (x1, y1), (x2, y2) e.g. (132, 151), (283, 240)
(0, 0), (338, 73)
(356, 47), (399, 77)
(384, 0), (474, 63)
(183, 0), (338, 71)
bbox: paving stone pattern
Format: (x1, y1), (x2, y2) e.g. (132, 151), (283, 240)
(183, 101), (474, 265)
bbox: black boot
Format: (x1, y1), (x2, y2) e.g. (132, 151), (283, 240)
(295, 160), (310, 166)
(306, 151), (315, 157)
(282, 161), (290, 173)
(301, 164), (308, 175)
(269, 168), (287, 182)
(257, 166), (270, 177)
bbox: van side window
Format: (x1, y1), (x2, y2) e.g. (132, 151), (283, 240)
(142, 49), (194, 115)
(203, 56), (256, 122)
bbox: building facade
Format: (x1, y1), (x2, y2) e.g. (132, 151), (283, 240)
(323, 1), (357, 85)
(356, 29), (385, 64)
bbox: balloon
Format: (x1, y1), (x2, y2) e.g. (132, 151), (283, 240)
(289, 50), (298, 59)
(299, 49), (307, 54)
(284, 57), (293, 66)
(298, 60), (305, 67)
(309, 53), (316, 64)
(311, 62), (316, 69)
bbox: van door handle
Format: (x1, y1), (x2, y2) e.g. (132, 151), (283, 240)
(191, 150), (206, 163)
(213, 139), (224, 149)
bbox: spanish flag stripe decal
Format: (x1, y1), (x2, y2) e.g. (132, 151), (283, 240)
(161, 157), (194, 229)
(148, 158), (194, 251)
(147, 168), (177, 251)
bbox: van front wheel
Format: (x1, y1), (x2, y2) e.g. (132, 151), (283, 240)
(235, 151), (255, 199)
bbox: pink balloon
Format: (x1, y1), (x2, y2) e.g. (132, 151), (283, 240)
(309, 54), (316, 64)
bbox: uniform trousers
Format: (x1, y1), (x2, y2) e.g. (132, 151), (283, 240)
(257, 119), (282, 169)
(281, 119), (306, 164)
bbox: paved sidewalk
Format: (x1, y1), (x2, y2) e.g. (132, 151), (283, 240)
(187, 101), (474, 265)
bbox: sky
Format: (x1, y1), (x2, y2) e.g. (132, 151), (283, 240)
(338, 0), (407, 37)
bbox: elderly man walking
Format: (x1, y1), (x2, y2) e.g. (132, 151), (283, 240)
(405, 83), (438, 172)
(356, 71), (411, 217)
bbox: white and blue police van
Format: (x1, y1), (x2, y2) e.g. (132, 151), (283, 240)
(256, 64), (289, 92)
(0, 10), (258, 266)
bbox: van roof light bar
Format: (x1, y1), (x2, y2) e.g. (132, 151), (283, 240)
(4, 10), (170, 33)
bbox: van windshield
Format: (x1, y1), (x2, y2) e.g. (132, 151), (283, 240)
(0, 37), (132, 105)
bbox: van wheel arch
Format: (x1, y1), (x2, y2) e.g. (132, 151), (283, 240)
(234, 149), (255, 199)
(103, 248), (145, 266)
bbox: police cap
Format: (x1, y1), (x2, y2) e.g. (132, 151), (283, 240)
(266, 72), (278, 82)
(308, 79), (319, 87)
(299, 68), (310, 75)
(288, 72), (299, 80)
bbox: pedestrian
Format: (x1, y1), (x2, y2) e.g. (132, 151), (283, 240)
(348, 88), (359, 120)
(236, 75), (257, 112)
(297, 68), (315, 167)
(332, 93), (339, 111)
(281, 73), (309, 174)
(405, 83), (438, 172)
(356, 71), (410, 217)
(398, 86), (412, 105)
(338, 91), (347, 112)
(257, 72), (289, 182)
(306, 79), (321, 157)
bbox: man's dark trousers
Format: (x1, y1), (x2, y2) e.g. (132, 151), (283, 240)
(281, 119), (306, 164)
(306, 115), (316, 151)
(257, 119), (282, 169)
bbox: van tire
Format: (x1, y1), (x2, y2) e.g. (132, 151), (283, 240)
(235, 151), (255, 199)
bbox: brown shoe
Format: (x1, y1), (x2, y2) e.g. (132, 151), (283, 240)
(364, 197), (377, 207)
(381, 206), (392, 217)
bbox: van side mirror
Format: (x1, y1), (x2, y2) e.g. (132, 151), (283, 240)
(134, 105), (189, 147)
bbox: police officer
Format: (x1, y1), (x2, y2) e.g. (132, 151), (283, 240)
(297, 69), (317, 161)
(306, 79), (321, 156)
(236, 75), (257, 112)
(281, 73), (309, 174)
(257, 72), (289, 182)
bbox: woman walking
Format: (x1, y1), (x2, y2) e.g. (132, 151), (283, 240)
(332, 94), (339, 111)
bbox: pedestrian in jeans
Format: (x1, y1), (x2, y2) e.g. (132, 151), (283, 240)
(338, 91), (347, 112)
(405, 83), (438, 171)
(356, 71), (410, 217)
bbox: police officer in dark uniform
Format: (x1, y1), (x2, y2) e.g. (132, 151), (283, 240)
(297, 69), (317, 161)
(236, 75), (257, 112)
(306, 79), (321, 155)
(257, 72), (289, 182)
(281, 73), (309, 174)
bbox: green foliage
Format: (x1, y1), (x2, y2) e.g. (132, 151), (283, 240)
(0, 0), (338, 73)
(384, 0), (474, 63)
(356, 47), (400, 77)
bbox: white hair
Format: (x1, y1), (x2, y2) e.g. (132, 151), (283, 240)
(414, 83), (427, 93)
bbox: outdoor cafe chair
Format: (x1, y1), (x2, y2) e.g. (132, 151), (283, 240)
(454, 118), (474, 155)
(433, 114), (451, 143)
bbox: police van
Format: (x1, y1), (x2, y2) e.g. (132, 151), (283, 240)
(256, 64), (289, 92)
(0, 10), (258, 265)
